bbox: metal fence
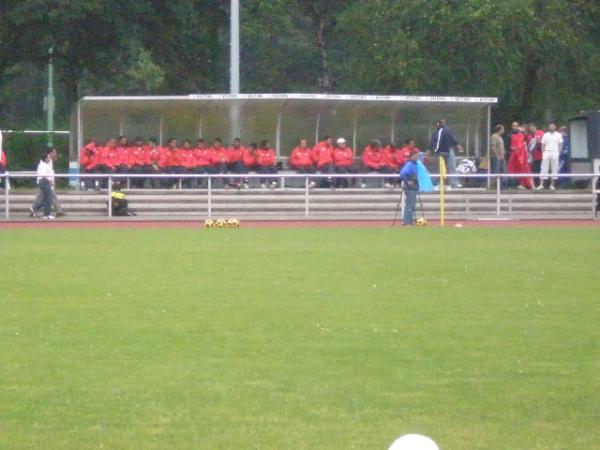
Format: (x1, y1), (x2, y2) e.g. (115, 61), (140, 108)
(2, 172), (599, 220)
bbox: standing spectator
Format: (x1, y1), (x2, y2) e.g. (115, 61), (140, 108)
(31, 150), (55, 219)
(360, 139), (392, 188)
(399, 148), (421, 226)
(255, 140), (278, 188)
(526, 122), (545, 188)
(539, 123), (563, 190)
(508, 122), (533, 189)
(211, 138), (229, 187)
(242, 143), (258, 188)
(0, 137), (6, 189)
(290, 139), (316, 187)
(193, 138), (213, 188)
(490, 125), (507, 188)
(332, 137), (354, 188)
(227, 138), (246, 189)
(311, 136), (334, 187)
(558, 125), (570, 187)
(429, 119), (464, 189)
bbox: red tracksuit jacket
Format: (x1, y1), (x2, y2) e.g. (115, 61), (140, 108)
(255, 148), (276, 166)
(362, 146), (383, 169)
(333, 147), (354, 167)
(290, 147), (313, 168)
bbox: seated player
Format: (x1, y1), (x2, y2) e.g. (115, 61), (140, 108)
(144, 138), (163, 188)
(289, 139), (315, 187)
(192, 138), (213, 188)
(255, 140), (278, 188)
(91, 138), (119, 189)
(241, 143), (257, 188)
(159, 138), (182, 188)
(177, 139), (196, 188)
(310, 135), (334, 188)
(227, 138), (247, 189)
(129, 137), (148, 188)
(332, 137), (354, 188)
(360, 139), (393, 188)
(211, 138), (229, 187)
(79, 140), (99, 190)
(381, 142), (399, 188)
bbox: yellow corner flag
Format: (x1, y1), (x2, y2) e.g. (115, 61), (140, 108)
(439, 156), (446, 226)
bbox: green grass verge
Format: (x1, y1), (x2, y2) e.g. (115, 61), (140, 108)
(1, 227), (599, 449)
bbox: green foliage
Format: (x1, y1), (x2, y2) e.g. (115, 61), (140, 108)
(1, 0), (599, 136)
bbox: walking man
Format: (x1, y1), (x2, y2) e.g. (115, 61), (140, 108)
(31, 150), (55, 219)
(30, 147), (63, 217)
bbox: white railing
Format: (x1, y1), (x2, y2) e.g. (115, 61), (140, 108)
(2, 172), (599, 220)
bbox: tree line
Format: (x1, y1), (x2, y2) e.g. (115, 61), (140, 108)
(1, 0), (599, 169)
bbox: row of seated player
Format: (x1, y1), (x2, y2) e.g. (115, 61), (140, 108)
(79, 135), (425, 189)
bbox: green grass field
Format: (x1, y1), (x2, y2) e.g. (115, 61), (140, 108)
(1, 227), (599, 449)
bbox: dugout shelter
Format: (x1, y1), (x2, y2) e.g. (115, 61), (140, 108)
(70, 93), (497, 169)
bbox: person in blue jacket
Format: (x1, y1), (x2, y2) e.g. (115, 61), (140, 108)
(400, 148), (420, 225)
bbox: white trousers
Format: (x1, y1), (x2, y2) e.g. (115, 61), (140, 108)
(540, 151), (559, 180)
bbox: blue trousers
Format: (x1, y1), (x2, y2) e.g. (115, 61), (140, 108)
(403, 189), (417, 225)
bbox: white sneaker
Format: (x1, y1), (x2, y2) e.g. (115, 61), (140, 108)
(360, 183), (366, 188)
(536, 185), (543, 190)
(517, 185), (526, 190)
(309, 181), (316, 188)
(43, 215), (55, 220)
(446, 186), (452, 191)
(270, 181), (277, 188)
(243, 182), (250, 189)
(434, 185), (440, 191)
(455, 183), (463, 188)
(549, 185), (555, 191)
(384, 182), (393, 189)
(260, 183), (267, 189)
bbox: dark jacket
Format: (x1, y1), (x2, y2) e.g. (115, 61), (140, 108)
(430, 126), (459, 154)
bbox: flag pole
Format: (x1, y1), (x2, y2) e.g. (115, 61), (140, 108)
(439, 157), (446, 226)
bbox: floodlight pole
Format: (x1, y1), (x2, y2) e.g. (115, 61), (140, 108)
(230, 0), (240, 94)
(229, 0), (241, 140)
(46, 45), (55, 148)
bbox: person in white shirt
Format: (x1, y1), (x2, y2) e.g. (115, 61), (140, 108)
(539, 123), (563, 190)
(32, 150), (55, 219)
(30, 148), (63, 216)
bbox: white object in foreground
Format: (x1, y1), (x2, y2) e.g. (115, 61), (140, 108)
(388, 434), (440, 450)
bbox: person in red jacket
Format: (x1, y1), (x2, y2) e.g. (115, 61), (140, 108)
(0, 142), (6, 190)
(144, 138), (163, 188)
(526, 122), (544, 188)
(381, 142), (398, 188)
(394, 139), (417, 171)
(192, 138), (213, 188)
(311, 136), (334, 187)
(157, 138), (182, 188)
(360, 139), (393, 188)
(508, 122), (533, 189)
(227, 137), (247, 189)
(241, 143), (257, 188)
(79, 140), (99, 190)
(129, 136), (148, 188)
(290, 139), (315, 187)
(332, 137), (354, 188)
(210, 138), (229, 187)
(255, 140), (278, 188)
(90, 138), (119, 189)
(114, 135), (132, 177)
(177, 139), (197, 188)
